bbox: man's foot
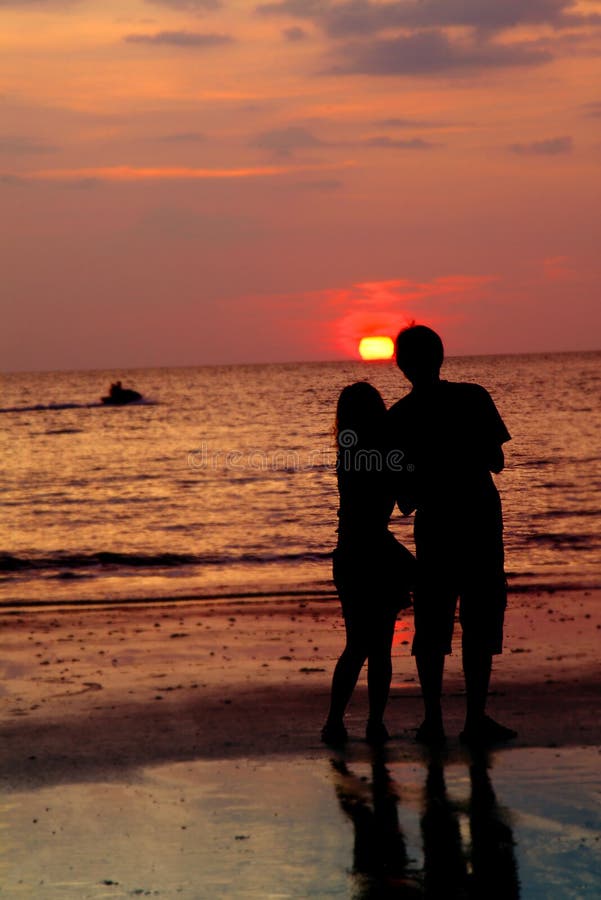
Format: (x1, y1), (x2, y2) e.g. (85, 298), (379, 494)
(415, 719), (446, 746)
(365, 720), (390, 744)
(460, 715), (517, 746)
(321, 720), (348, 745)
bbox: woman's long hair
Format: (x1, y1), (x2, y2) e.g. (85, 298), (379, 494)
(335, 382), (387, 452)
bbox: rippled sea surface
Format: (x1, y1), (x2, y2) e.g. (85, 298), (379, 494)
(1, 352), (599, 605)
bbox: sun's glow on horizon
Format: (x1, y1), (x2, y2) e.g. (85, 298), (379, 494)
(358, 336), (395, 361)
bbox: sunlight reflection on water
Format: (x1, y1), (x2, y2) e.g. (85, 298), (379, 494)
(2, 353), (600, 605)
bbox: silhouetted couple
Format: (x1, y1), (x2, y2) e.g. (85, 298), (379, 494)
(322, 325), (517, 747)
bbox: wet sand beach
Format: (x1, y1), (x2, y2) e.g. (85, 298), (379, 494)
(1, 590), (600, 897)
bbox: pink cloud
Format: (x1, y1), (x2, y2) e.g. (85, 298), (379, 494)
(21, 162), (354, 182)
(236, 274), (497, 359)
(320, 274), (495, 356)
(542, 255), (575, 281)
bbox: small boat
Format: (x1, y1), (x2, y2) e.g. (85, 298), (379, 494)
(101, 381), (143, 406)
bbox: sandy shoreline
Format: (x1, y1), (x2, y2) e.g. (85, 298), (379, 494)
(1, 589), (599, 788)
(1, 589), (600, 897)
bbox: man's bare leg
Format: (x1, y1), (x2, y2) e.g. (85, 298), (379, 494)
(415, 651), (446, 743)
(461, 646), (517, 744)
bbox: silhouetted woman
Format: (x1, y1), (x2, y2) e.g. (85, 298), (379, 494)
(322, 382), (415, 745)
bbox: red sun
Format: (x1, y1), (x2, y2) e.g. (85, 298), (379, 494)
(358, 335), (395, 361)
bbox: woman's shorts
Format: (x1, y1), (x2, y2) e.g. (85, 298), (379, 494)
(333, 538), (413, 626)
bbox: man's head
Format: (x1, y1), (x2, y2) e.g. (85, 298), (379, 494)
(395, 325), (444, 385)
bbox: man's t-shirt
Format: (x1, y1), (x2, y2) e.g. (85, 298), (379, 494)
(385, 380), (511, 517)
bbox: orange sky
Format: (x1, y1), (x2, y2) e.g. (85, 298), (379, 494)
(1, 0), (600, 369)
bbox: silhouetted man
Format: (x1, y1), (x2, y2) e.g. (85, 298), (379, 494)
(386, 325), (517, 745)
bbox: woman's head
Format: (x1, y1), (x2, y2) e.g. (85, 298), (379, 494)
(335, 381), (386, 448)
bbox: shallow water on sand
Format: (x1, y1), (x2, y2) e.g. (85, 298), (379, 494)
(1, 747), (599, 898)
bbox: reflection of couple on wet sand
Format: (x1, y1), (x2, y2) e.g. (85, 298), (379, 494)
(322, 325), (518, 747)
(331, 750), (520, 899)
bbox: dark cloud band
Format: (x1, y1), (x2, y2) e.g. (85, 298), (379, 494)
(256, 0), (598, 36)
(124, 31), (233, 47)
(509, 136), (573, 155)
(328, 31), (552, 76)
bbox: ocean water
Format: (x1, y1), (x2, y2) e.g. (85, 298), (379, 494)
(1, 352), (600, 607)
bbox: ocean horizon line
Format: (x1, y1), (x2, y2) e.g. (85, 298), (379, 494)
(2, 347), (600, 377)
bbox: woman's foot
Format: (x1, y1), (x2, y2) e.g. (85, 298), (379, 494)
(321, 720), (348, 745)
(365, 720), (390, 744)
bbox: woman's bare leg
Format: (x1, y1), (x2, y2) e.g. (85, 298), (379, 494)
(366, 613), (397, 730)
(325, 643), (368, 726)
(323, 612), (369, 736)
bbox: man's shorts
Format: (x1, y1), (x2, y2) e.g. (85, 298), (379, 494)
(411, 505), (507, 656)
